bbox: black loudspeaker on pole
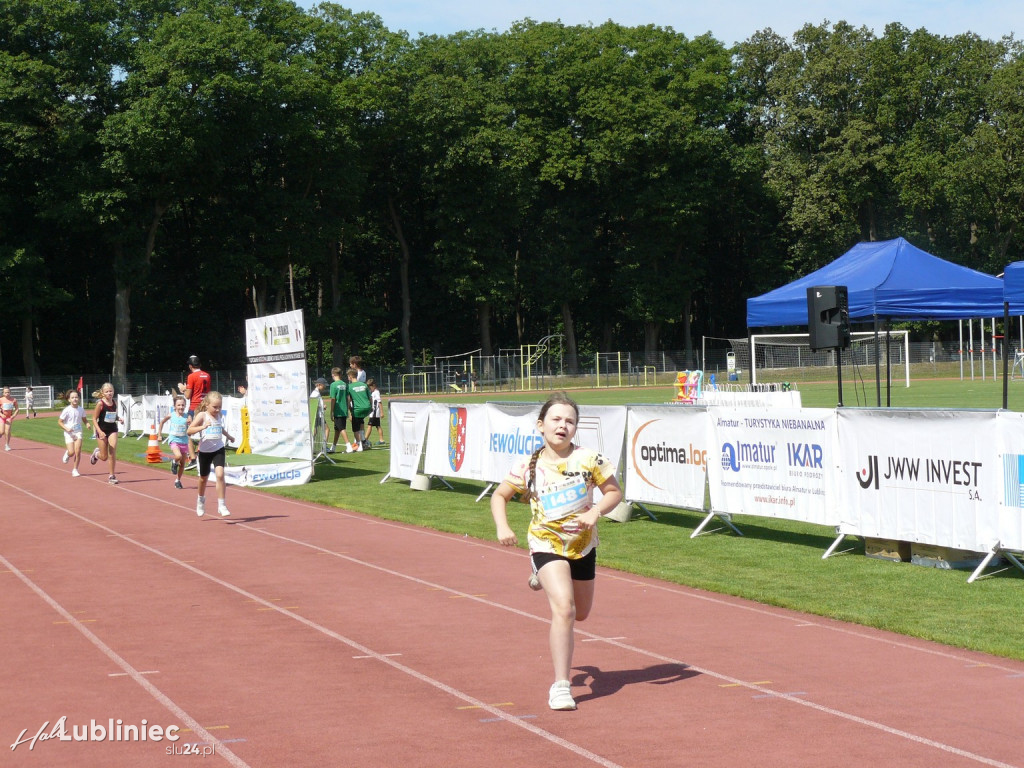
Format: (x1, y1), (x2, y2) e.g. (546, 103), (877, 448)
(807, 285), (851, 406)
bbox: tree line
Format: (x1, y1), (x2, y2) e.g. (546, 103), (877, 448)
(2, 0), (1021, 384)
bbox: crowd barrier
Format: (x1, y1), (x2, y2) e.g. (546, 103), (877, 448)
(385, 399), (1024, 582)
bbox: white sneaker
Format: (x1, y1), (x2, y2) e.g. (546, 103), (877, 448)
(90, 447), (99, 465)
(528, 573), (542, 591)
(345, 444), (354, 453)
(356, 442), (363, 452)
(108, 475), (118, 485)
(71, 469), (80, 477)
(196, 497), (206, 517)
(4, 444), (9, 452)
(218, 502), (230, 517)
(62, 451), (70, 464)
(548, 680), (576, 711)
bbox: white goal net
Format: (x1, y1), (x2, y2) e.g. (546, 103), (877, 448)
(725, 331), (910, 385)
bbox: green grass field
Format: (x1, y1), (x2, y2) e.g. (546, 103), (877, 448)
(17, 375), (1024, 661)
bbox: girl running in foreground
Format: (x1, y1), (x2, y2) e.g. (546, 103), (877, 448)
(490, 392), (622, 711)
(187, 391), (234, 517)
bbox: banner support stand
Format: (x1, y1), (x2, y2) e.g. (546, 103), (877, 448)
(690, 509), (743, 538)
(634, 502), (657, 521)
(967, 544), (1024, 583)
(311, 398), (335, 466)
(475, 483), (494, 503)
(821, 529), (853, 559)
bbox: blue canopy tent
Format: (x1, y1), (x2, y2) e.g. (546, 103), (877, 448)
(1001, 262), (1024, 407)
(746, 238), (1005, 404)
(747, 237), (1004, 327)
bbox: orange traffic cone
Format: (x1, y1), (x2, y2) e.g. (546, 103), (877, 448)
(146, 422), (162, 464)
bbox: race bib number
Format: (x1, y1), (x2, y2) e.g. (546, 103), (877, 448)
(538, 477), (589, 521)
(205, 423), (223, 439)
(1, 402), (12, 411)
(170, 422), (187, 438)
(104, 411), (117, 423)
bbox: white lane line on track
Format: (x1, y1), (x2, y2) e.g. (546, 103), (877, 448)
(0, 550), (252, 768)
(1, 479), (625, 768)
(6, 453), (1024, 768)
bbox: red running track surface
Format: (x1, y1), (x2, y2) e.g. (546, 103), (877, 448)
(2, 438), (1022, 767)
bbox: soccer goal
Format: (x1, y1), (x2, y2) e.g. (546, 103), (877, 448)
(735, 331), (910, 386)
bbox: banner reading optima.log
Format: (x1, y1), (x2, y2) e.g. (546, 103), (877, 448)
(240, 310), (313, 485)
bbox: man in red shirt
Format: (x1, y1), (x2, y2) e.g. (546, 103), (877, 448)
(178, 355), (210, 466)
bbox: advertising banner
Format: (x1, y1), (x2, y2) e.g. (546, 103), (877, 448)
(484, 403), (627, 485)
(624, 405), (710, 510)
(994, 410), (1024, 552)
(245, 359), (311, 459)
(224, 460), (313, 488)
(422, 403), (490, 481)
(245, 309), (305, 359)
(706, 406), (838, 526)
(836, 408), (998, 552)
(388, 401), (432, 481)
(141, 395), (174, 436)
(244, 310), (311, 461)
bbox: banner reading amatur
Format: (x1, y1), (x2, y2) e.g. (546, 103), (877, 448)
(705, 406), (838, 527)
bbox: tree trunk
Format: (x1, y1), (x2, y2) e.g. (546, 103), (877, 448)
(561, 301), (579, 375)
(21, 315), (41, 381)
(111, 201), (166, 392)
(478, 300), (492, 356)
(682, 292), (694, 368)
(388, 195), (414, 372)
(112, 265), (131, 392)
(330, 239), (345, 367)
(643, 320), (661, 366)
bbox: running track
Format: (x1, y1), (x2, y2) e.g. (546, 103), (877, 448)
(2, 438), (1022, 767)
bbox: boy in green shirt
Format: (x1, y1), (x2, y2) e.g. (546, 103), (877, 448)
(346, 368), (372, 451)
(328, 367), (352, 453)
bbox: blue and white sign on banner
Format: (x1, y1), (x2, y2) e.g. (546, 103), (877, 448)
(706, 406), (838, 526)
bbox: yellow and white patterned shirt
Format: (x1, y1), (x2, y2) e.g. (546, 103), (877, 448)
(502, 447), (616, 559)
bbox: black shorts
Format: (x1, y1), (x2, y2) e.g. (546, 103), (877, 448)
(351, 416), (365, 433)
(333, 416), (348, 432)
(97, 422), (118, 437)
(368, 417), (381, 427)
(531, 548), (597, 581)
(198, 447), (226, 477)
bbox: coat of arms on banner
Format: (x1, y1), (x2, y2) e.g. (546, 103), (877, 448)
(448, 407), (467, 471)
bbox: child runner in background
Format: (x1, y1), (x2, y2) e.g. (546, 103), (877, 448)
(187, 391), (234, 517)
(489, 392), (622, 712)
(327, 366), (351, 453)
(25, 386), (36, 418)
(59, 390), (86, 476)
(159, 395), (191, 489)
(346, 368), (371, 450)
(0, 386), (18, 451)
(90, 382), (122, 484)
(367, 378), (385, 445)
